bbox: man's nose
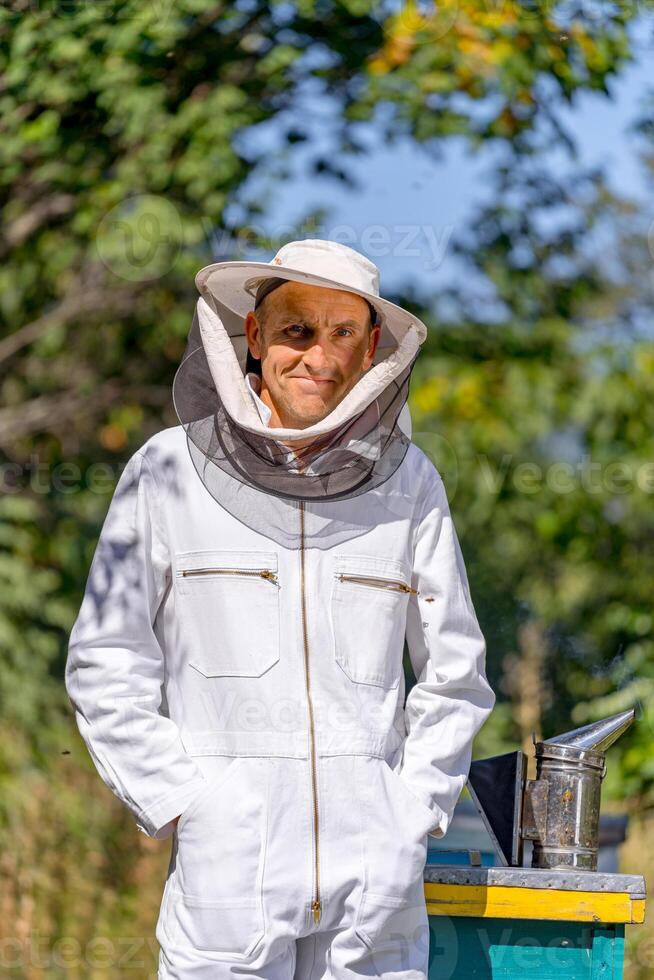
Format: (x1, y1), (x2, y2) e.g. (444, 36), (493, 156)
(301, 341), (331, 371)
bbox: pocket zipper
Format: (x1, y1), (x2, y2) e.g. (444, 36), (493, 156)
(336, 573), (418, 595)
(181, 567), (279, 585)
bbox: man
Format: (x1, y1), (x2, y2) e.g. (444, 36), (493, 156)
(65, 238), (495, 979)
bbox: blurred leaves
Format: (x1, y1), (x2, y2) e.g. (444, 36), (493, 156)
(0, 1), (652, 968)
(408, 151), (654, 804)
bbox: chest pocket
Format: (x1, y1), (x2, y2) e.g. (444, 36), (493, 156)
(331, 555), (417, 689)
(175, 550), (280, 678)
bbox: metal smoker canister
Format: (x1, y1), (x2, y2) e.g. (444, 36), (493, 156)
(522, 708), (635, 872)
(528, 741), (605, 870)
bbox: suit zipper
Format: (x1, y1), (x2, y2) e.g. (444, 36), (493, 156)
(336, 573), (418, 595)
(299, 499), (322, 924)
(181, 568), (279, 584)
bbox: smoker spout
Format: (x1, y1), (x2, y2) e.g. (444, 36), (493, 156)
(542, 708), (635, 753)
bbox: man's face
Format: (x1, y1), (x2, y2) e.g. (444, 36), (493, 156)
(244, 280), (381, 429)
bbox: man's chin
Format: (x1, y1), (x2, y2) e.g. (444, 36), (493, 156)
(280, 402), (337, 429)
(273, 390), (338, 427)
(287, 413), (332, 429)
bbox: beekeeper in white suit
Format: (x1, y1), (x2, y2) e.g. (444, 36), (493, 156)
(65, 238), (496, 979)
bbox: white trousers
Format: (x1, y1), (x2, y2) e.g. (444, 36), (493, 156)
(156, 754), (433, 979)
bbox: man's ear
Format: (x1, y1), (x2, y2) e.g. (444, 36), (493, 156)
(244, 311), (264, 364)
(362, 324), (381, 371)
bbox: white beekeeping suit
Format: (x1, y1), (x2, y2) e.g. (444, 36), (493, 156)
(65, 239), (495, 980)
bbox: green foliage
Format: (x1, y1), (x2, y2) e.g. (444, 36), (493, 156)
(361, 0), (633, 147)
(409, 157), (654, 805)
(0, 1), (651, 968)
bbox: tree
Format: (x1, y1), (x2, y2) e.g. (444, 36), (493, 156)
(0, 0), (648, 962)
(409, 149), (654, 806)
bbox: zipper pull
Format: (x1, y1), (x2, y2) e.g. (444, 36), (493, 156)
(337, 573), (418, 595)
(311, 898), (322, 924)
(260, 570), (279, 585)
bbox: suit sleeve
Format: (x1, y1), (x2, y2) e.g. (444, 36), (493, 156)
(401, 470), (496, 837)
(64, 447), (207, 839)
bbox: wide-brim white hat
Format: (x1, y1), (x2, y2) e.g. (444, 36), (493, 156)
(173, 238), (428, 532)
(194, 237), (428, 367)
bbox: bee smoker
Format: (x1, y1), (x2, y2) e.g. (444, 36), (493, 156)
(466, 708), (635, 871)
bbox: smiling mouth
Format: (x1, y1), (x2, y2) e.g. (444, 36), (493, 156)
(291, 377), (335, 385)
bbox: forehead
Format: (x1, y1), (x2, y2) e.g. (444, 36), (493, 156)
(266, 280), (371, 322)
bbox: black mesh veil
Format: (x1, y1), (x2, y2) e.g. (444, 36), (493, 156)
(172, 294), (424, 548)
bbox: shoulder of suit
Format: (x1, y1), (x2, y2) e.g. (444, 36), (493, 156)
(404, 440), (445, 488)
(130, 425), (191, 483)
(136, 424), (187, 458)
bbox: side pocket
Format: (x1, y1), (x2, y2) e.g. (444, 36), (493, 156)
(176, 757), (243, 835)
(169, 890), (264, 957)
(155, 870), (175, 950)
(354, 890), (413, 950)
(171, 756), (269, 956)
(381, 760), (440, 840)
(354, 754), (430, 947)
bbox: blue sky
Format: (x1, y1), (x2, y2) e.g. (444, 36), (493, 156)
(228, 17), (653, 295)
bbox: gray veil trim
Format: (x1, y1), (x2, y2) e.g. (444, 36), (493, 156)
(172, 302), (420, 547)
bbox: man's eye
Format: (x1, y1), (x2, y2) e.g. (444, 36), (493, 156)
(287, 324), (307, 335)
(336, 328), (353, 336)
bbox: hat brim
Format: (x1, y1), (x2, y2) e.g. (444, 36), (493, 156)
(195, 260), (428, 358)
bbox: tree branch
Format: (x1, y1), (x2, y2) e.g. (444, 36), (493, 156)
(0, 284), (138, 367)
(0, 382), (171, 446)
(0, 192), (76, 256)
